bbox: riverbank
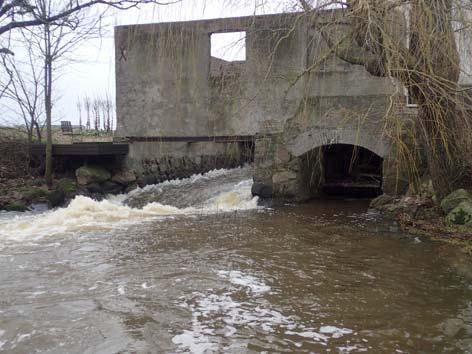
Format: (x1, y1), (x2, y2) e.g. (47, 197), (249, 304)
(370, 194), (472, 255)
(0, 175), (77, 211)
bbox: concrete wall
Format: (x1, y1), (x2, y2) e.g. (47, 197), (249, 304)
(115, 13), (311, 138)
(115, 11), (410, 194)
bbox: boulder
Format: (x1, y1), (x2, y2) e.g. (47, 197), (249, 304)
(76, 165), (111, 186)
(86, 183), (103, 194)
(47, 189), (65, 208)
(137, 174), (157, 188)
(57, 178), (77, 196)
(101, 181), (124, 195)
(112, 170), (136, 186)
(125, 183), (138, 194)
(20, 187), (48, 203)
(440, 189), (472, 214)
(370, 194), (394, 209)
(251, 182), (273, 199)
(446, 201), (472, 225)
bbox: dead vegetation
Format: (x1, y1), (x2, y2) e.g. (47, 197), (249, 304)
(0, 135), (29, 182)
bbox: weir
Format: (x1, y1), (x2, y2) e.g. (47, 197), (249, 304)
(114, 11), (415, 200)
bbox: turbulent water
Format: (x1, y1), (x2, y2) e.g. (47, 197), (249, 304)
(0, 167), (471, 353)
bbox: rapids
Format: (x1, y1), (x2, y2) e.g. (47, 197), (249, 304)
(0, 167), (259, 242)
(0, 167), (471, 353)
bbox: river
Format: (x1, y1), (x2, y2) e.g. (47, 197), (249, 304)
(0, 167), (471, 353)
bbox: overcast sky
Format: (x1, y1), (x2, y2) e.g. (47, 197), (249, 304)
(46, 0), (300, 126)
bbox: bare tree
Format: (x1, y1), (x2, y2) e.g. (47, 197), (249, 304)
(92, 97), (101, 131)
(101, 97), (108, 131)
(0, 0), (180, 50)
(76, 97), (82, 131)
(103, 94), (113, 132)
(84, 95), (92, 130)
(2, 36), (44, 144)
(297, 0), (472, 198)
(1, 0), (181, 187)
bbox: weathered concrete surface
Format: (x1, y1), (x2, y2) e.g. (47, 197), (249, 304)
(115, 11), (413, 197)
(115, 14), (307, 137)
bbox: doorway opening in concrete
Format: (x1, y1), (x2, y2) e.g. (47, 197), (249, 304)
(210, 31), (246, 62)
(321, 144), (383, 197)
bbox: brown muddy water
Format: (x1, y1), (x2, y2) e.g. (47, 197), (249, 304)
(0, 167), (471, 354)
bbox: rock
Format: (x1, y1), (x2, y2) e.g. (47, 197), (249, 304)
(370, 194), (394, 209)
(57, 178), (77, 196)
(11, 191), (23, 201)
(251, 182), (273, 199)
(441, 189), (472, 214)
(125, 183), (138, 194)
(272, 171), (297, 185)
(403, 203), (419, 219)
(112, 170), (136, 185)
(21, 187), (48, 203)
(3, 202), (28, 212)
(101, 181), (124, 195)
(137, 175), (157, 188)
(47, 189), (65, 208)
(441, 318), (465, 338)
(275, 147), (291, 163)
(446, 201), (472, 225)
(86, 183), (103, 194)
(76, 165), (111, 186)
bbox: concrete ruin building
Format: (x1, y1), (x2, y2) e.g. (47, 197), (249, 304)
(114, 10), (472, 200)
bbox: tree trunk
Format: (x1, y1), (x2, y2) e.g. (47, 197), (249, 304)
(418, 101), (472, 199)
(34, 121), (42, 142)
(44, 22), (53, 188)
(408, 0), (471, 198)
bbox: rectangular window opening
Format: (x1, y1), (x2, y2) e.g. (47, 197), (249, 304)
(405, 87), (418, 107)
(210, 31), (246, 62)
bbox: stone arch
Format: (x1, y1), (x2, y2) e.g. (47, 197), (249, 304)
(285, 127), (389, 159)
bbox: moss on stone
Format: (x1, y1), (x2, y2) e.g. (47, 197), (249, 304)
(446, 201), (472, 226)
(57, 178), (77, 196)
(76, 165), (111, 185)
(441, 189), (472, 214)
(20, 187), (48, 202)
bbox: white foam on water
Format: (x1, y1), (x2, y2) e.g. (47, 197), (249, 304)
(285, 330), (329, 342)
(319, 326), (353, 339)
(171, 330), (218, 354)
(217, 270), (271, 294)
(338, 344), (369, 353)
(127, 167), (235, 197)
(117, 286), (125, 295)
(0, 330), (5, 349)
(0, 168), (259, 242)
(172, 270), (357, 352)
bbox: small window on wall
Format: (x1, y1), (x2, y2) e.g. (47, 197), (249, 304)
(210, 31), (246, 62)
(405, 87), (419, 107)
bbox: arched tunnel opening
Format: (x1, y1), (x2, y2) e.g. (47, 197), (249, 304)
(301, 144), (383, 198)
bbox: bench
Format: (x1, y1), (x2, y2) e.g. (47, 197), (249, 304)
(61, 121), (74, 135)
